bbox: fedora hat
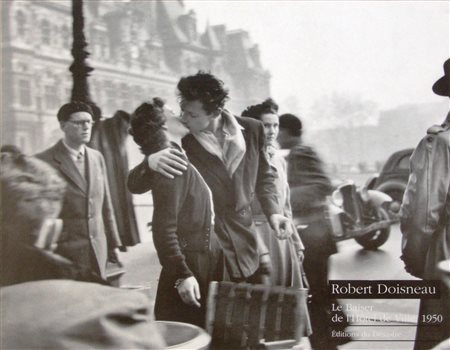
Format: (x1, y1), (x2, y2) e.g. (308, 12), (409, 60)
(432, 58), (450, 97)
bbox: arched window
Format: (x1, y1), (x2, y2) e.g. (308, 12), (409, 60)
(16, 11), (26, 37)
(41, 20), (51, 45)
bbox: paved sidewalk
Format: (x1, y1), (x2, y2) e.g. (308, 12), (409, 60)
(117, 242), (417, 350)
(118, 241), (160, 302)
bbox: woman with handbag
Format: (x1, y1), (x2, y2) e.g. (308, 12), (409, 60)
(241, 99), (307, 288)
(278, 113), (351, 350)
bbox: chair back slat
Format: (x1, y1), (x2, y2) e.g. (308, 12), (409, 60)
(228, 286), (250, 348)
(210, 282), (234, 345)
(264, 289), (283, 341)
(280, 292), (298, 340)
(206, 282), (309, 349)
(205, 282), (219, 335)
(247, 287), (267, 346)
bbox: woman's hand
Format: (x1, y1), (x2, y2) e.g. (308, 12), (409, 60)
(297, 250), (305, 264)
(269, 214), (293, 239)
(176, 276), (201, 308)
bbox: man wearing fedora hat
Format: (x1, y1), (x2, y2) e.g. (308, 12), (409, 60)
(400, 58), (450, 350)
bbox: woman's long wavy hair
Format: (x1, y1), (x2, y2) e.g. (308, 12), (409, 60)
(129, 98), (169, 156)
(241, 98), (279, 120)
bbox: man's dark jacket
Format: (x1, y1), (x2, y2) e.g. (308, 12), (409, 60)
(287, 143), (337, 256)
(36, 141), (122, 278)
(128, 116), (280, 278)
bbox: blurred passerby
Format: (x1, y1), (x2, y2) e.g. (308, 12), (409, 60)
(1, 151), (106, 287)
(128, 72), (292, 285)
(400, 58), (450, 350)
(242, 99), (307, 287)
(278, 113), (350, 350)
(89, 110), (139, 248)
(2, 280), (166, 349)
(36, 101), (122, 279)
(129, 98), (222, 327)
(1, 144), (22, 154)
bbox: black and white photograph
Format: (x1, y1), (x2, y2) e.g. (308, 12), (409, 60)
(1, 1), (449, 349)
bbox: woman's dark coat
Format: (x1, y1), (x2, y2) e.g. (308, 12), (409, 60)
(89, 112), (140, 246)
(128, 116), (280, 280)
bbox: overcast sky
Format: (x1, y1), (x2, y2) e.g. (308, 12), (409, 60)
(185, 0), (449, 116)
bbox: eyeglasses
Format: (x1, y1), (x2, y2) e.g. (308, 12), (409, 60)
(67, 120), (93, 127)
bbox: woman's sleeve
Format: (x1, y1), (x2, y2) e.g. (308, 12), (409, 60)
(278, 156), (305, 251)
(401, 132), (450, 238)
(151, 176), (193, 280)
(127, 157), (155, 194)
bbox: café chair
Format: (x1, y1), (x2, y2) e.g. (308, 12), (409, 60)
(205, 281), (309, 349)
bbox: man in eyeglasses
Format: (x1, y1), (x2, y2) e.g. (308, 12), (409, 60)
(36, 101), (122, 280)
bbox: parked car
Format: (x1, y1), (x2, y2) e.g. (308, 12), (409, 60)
(367, 148), (414, 211)
(327, 181), (394, 250)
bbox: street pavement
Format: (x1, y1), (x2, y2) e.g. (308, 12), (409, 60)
(331, 223), (419, 349)
(118, 223), (419, 349)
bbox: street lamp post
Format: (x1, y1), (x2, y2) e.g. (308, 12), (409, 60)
(70, 0), (101, 120)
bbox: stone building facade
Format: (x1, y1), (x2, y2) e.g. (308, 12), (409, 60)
(1, 0), (271, 153)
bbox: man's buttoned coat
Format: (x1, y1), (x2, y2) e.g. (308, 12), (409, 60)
(36, 140), (122, 278)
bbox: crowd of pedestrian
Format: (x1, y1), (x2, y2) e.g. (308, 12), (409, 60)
(1, 60), (449, 349)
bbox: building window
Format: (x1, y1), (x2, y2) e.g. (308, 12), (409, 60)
(100, 34), (109, 60)
(134, 87), (144, 106)
(18, 134), (28, 152)
(92, 31), (109, 60)
(119, 85), (130, 110)
(41, 20), (51, 45)
(61, 25), (70, 49)
(44, 85), (58, 110)
(18, 79), (31, 106)
(130, 44), (139, 60)
(105, 84), (117, 111)
(16, 11), (26, 37)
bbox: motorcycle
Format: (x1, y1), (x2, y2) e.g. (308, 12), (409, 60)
(326, 179), (398, 250)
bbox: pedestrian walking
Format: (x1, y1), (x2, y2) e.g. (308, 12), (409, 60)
(278, 113), (350, 350)
(400, 58), (450, 350)
(241, 98), (306, 287)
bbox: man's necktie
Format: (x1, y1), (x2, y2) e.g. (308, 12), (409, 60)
(76, 152), (85, 179)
